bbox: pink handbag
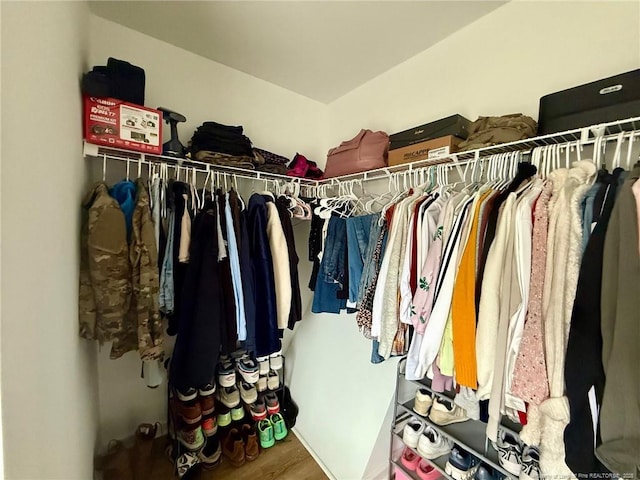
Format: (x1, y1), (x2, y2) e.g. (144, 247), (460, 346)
(323, 129), (389, 178)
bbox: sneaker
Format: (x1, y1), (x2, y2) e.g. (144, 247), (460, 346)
(413, 388), (433, 416)
(217, 359), (236, 388)
(256, 356), (270, 375)
(267, 370), (280, 390)
(520, 445), (540, 480)
(199, 383), (216, 396)
(270, 412), (288, 441)
(269, 350), (283, 370)
(256, 375), (268, 393)
(175, 398), (202, 425)
(241, 423), (260, 461)
(394, 466), (412, 480)
(202, 415), (218, 436)
(238, 381), (258, 404)
(496, 430), (522, 476)
(177, 387), (197, 402)
(217, 406), (232, 428)
(247, 398), (268, 421)
(178, 426), (205, 451)
(231, 405), (245, 422)
(264, 392), (280, 415)
(401, 447), (420, 471)
(417, 426), (453, 459)
(199, 393), (215, 416)
(258, 418), (275, 448)
(218, 385), (240, 408)
(474, 464), (498, 480)
(402, 417), (425, 448)
(236, 356), (259, 384)
(198, 435), (222, 470)
(222, 428), (245, 467)
(429, 398), (468, 426)
(417, 458), (442, 480)
(445, 447), (480, 480)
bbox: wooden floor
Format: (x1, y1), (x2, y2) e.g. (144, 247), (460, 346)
(151, 430), (329, 480)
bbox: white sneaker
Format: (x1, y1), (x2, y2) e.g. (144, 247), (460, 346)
(417, 426), (453, 459)
(429, 397), (469, 426)
(402, 417), (425, 448)
(267, 369), (280, 390)
(496, 430), (522, 476)
(269, 350), (283, 370)
(413, 388), (433, 416)
(256, 356), (270, 375)
(520, 445), (540, 480)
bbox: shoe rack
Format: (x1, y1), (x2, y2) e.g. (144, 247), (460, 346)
(389, 357), (521, 480)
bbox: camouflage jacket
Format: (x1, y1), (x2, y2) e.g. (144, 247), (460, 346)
(79, 181), (164, 360)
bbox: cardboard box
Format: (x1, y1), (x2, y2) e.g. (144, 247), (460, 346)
(388, 135), (462, 166)
(83, 96), (163, 154)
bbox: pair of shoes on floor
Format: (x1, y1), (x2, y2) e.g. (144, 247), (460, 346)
(95, 423), (158, 480)
(495, 430), (540, 480)
(400, 447), (442, 480)
(257, 413), (288, 448)
(402, 418), (452, 460)
(222, 423), (260, 467)
(412, 389), (468, 426)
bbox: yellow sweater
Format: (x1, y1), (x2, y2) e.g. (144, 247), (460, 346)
(451, 190), (492, 388)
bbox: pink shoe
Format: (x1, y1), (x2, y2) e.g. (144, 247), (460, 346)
(394, 466), (411, 480)
(401, 447), (420, 471)
(286, 153), (309, 178)
(416, 459), (442, 480)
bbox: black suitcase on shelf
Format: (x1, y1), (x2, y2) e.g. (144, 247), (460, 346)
(390, 114), (471, 150)
(538, 69), (640, 135)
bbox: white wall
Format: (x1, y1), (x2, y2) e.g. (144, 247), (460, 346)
(88, 15), (329, 447)
(326, 1), (640, 149)
(286, 2), (640, 479)
(1, 2), (99, 479)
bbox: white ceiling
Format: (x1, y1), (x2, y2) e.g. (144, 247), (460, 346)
(89, 1), (506, 104)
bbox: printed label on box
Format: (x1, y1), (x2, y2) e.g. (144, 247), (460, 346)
(83, 96), (162, 154)
(428, 146), (451, 159)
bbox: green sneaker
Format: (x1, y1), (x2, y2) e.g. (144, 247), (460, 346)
(270, 413), (288, 441)
(231, 405), (245, 422)
(217, 407), (232, 428)
(258, 419), (275, 448)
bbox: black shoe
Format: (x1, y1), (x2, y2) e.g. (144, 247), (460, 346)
(277, 386), (299, 429)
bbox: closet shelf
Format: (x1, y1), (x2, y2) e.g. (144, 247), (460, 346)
(396, 401), (516, 479)
(84, 115), (640, 185)
(406, 377), (521, 438)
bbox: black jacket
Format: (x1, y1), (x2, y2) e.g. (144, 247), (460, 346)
(247, 194), (280, 357)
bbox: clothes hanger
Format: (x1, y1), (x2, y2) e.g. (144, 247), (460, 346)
(626, 132), (635, 170)
(612, 132), (625, 170)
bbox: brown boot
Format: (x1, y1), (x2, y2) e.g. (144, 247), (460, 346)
(131, 423), (157, 480)
(95, 441), (134, 480)
(241, 423), (260, 461)
(222, 428), (246, 467)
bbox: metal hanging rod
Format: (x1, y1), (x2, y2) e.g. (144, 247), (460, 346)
(84, 115), (640, 186)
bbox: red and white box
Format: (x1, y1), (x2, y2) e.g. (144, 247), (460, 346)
(83, 96), (163, 154)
